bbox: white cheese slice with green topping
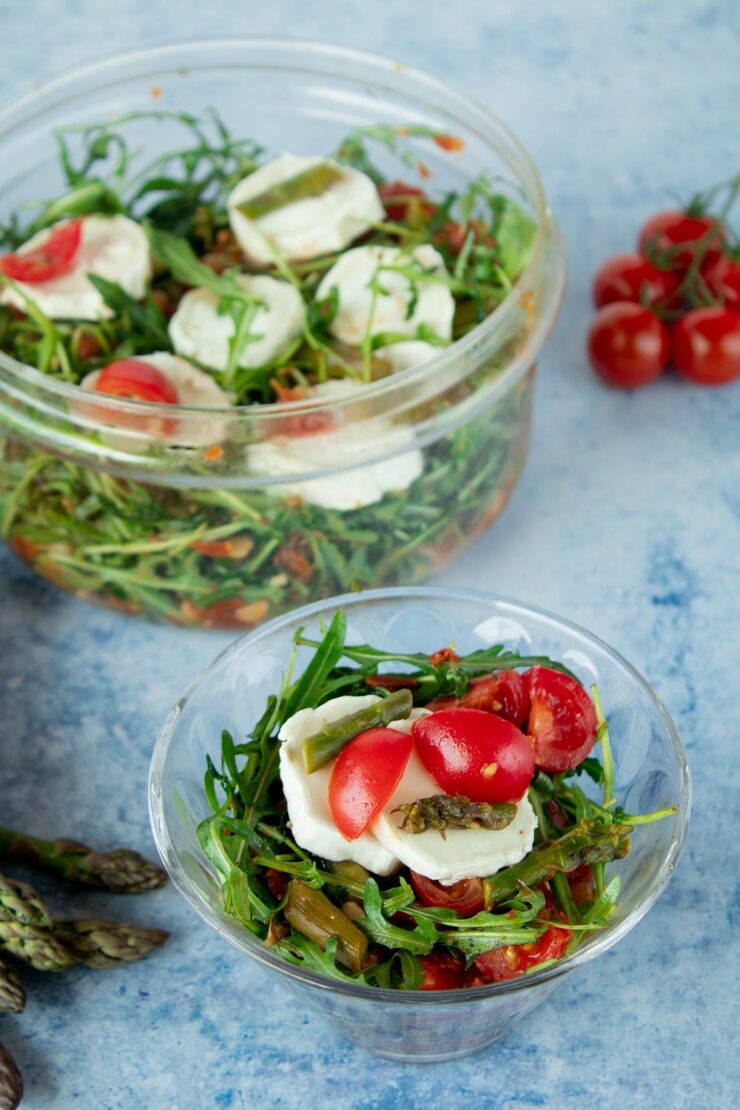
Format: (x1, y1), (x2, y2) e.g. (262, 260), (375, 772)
(228, 154), (384, 265)
(0, 216), (151, 321)
(316, 243), (455, 372)
(168, 273), (304, 372)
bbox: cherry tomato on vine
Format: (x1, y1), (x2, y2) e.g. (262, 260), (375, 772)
(0, 219), (83, 284)
(427, 671), (529, 728)
(525, 666), (598, 773)
(587, 302), (669, 388)
(329, 728), (412, 840)
(701, 254), (740, 310)
(473, 918), (572, 982)
(638, 210), (724, 269)
(94, 359), (179, 404)
(671, 307), (740, 386)
(592, 253), (680, 309)
(411, 708), (535, 804)
(410, 872), (485, 918)
(418, 949), (466, 990)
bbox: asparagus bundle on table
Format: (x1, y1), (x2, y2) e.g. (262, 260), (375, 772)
(0, 960), (24, 1016)
(0, 873), (75, 972)
(0, 828), (166, 894)
(0, 1042), (22, 1110)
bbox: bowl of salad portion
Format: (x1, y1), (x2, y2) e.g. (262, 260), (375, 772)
(0, 40), (564, 628)
(149, 588), (689, 1061)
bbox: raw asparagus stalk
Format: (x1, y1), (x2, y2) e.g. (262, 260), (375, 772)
(483, 820), (633, 909)
(52, 919), (169, 969)
(0, 921), (76, 973)
(301, 689), (413, 773)
(0, 959), (25, 1015)
(0, 1042), (22, 1110)
(0, 873), (51, 928)
(396, 794), (517, 835)
(0, 828), (166, 894)
(237, 162), (343, 219)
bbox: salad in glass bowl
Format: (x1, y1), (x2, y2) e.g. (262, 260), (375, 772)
(0, 41), (564, 628)
(150, 589), (689, 1060)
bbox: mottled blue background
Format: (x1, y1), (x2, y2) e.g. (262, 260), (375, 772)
(1, 1), (739, 1106)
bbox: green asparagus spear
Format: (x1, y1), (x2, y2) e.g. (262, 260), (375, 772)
(0, 1042), (22, 1110)
(0, 828), (166, 894)
(396, 795), (517, 835)
(0, 959), (25, 1015)
(52, 919), (169, 969)
(0, 872), (52, 928)
(283, 880), (368, 972)
(0, 920), (76, 973)
(301, 688), (413, 773)
(237, 162), (343, 219)
(482, 820), (633, 909)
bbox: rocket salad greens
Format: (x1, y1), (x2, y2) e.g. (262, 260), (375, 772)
(0, 111), (538, 627)
(198, 612), (675, 990)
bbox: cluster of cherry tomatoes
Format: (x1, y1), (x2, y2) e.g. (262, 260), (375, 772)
(587, 194), (740, 388)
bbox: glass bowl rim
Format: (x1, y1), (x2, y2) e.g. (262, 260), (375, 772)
(0, 35), (565, 424)
(148, 584), (691, 1005)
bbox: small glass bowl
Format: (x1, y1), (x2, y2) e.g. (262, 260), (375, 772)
(148, 587), (690, 1061)
(0, 39), (564, 629)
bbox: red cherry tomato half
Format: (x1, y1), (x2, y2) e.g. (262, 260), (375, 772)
(329, 728), (413, 841)
(411, 709), (535, 804)
(701, 254), (740, 310)
(638, 210), (724, 269)
(473, 918), (571, 982)
(378, 180), (435, 223)
(418, 949), (466, 991)
(94, 359), (180, 405)
(588, 302), (669, 388)
(525, 666), (598, 773)
(671, 307), (740, 386)
(567, 864), (597, 907)
(592, 253), (680, 309)
(427, 671), (530, 728)
(0, 219), (83, 284)
(410, 872), (485, 918)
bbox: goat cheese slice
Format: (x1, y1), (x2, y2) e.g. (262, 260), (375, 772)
(228, 154), (383, 265)
(0, 216), (151, 321)
(372, 749), (538, 885)
(168, 274), (305, 372)
(316, 244), (455, 372)
(278, 694), (400, 875)
(248, 379), (423, 511)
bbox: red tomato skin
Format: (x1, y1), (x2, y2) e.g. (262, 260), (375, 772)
(411, 709), (535, 804)
(410, 872), (485, 918)
(567, 864), (597, 907)
(474, 913), (572, 982)
(427, 672), (530, 728)
(588, 302), (669, 388)
(672, 307), (740, 386)
(329, 728), (413, 840)
(702, 255), (740, 310)
(378, 181), (435, 222)
(418, 950), (466, 990)
(525, 666), (598, 773)
(94, 359), (179, 405)
(638, 211), (724, 268)
(592, 253), (680, 309)
(0, 219), (82, 283)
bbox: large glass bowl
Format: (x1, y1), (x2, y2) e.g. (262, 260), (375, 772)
(0, 40), (564, 629)
(148, 587), (690, 1061)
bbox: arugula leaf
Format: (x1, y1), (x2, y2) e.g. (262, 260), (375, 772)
(359, 879), (437, 955)
(86, 275), (171, 348)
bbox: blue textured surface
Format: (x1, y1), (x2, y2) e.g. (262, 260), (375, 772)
(1, 2), (739, 1106)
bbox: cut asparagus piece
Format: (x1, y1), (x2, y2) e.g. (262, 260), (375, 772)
(301, 688), (413, 773)
(396, 794), (517, 835)
(283, 880), (368, 972)
(237, 162), (344, 219)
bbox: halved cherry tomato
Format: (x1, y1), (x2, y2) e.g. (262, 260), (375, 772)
(378, 181), (435, 223)
(473, 917), (571, 982)
(190, 536), (255, 560)
(94, 359), (179, 405)
(418, 949), (466, 990)
(264, 868), (290, 901)
(567, 864), (596, 907)
(0, 219), (82, 283)
(671, 307), (740, 386)
(587, 302), (669, 388)
(592, 253), (680, 309)
(179, 597), (269, 630)
(329, 728), (413, 840)
(411, 709), (535, 804)
(427, 671), (530, 728)
(701, 254), (740, 310)
(638, 210), (724, 269)
(525, 666), (598, 773)
(410, 872), (484, 918)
